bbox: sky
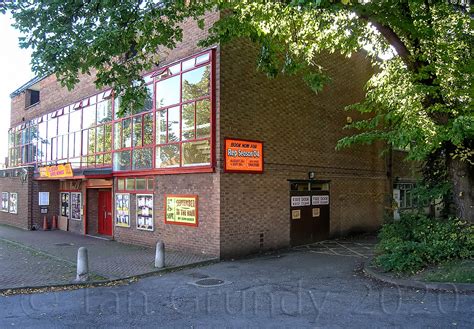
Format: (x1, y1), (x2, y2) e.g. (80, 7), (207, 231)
(0, 13), (34, 166)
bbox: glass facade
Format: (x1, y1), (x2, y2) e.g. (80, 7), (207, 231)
(8, 50), (214, 173)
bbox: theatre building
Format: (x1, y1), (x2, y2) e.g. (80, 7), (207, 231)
(0, 13), (411, 258)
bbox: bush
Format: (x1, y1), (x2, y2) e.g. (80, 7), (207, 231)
(375, 214), (474, 273)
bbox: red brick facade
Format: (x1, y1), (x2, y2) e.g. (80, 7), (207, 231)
(1, 11), (410, 259)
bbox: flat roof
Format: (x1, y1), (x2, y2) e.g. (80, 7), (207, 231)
(10, 75), (46, 98)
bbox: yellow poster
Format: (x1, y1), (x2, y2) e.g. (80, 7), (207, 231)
(165, 195), (198, 226)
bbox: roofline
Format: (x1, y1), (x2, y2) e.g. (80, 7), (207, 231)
(9, 75), (47, 98)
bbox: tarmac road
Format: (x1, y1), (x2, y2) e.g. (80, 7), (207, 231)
(1, 248), (473, 328)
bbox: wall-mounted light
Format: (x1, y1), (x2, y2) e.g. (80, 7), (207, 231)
(308, 171), (315, 180)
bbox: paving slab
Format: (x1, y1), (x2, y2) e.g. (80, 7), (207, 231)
(0, 224), (216, 288)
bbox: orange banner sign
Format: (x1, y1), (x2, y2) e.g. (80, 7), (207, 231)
(39, 163), (73, 178)
(224, 138), (264, 173)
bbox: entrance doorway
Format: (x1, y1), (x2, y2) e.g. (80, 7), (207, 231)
(98, 190), (113, 236)
(289, 180), (330, 246)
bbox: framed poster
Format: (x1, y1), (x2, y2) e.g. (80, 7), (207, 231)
(224, 138), (264, 173)
(39, 192), (50, 206)
(9, 193), (18, 214)
(1, 192), (8, 212)
(165, 195), (198, 227)
(60, 192), (70, 217)
(70, 192), (82, 221)
(136, 194), (153, 231)
(115, 193), (130, 228)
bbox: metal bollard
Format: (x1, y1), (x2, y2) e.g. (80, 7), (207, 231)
(76, 247), (89, 282)
(155, 241), (165, 268)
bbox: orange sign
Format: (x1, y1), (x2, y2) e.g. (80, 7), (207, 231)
(39, 163), (73, 178)
(224, 138), (264, 173)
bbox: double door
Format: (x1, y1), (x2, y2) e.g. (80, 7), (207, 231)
(290, 181), (330, 246)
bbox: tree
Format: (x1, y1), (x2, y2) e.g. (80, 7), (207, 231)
(4, 0), (473, 220)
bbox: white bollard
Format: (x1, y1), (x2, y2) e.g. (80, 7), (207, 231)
(155, 241), (165, 268)
(76, 247), (89, 282)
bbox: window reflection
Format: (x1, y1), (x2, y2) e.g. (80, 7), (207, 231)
(156, 76), (180, 108)
(182, 66), (210, 102)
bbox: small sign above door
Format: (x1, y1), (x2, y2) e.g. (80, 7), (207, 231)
(291, 196), (311, 207)
(312, 195), (329, 205)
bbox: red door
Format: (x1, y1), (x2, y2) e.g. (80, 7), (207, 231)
(98, 190), (113, 236)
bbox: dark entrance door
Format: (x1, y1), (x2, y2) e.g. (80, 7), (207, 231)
(98, 190), (112, 236)
(290, 181), (330, 246)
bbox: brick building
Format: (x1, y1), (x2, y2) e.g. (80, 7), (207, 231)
(0, 12), (415, 258)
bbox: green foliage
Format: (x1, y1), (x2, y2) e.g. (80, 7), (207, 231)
(376, 214), (474, 273)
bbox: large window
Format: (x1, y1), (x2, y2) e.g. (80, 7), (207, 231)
(8, 50), (214, 174)
(155, 52), (212, 169)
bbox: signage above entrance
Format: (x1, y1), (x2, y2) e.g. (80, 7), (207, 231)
(39, 163), (73, 178)
(224, 138), (264, 173)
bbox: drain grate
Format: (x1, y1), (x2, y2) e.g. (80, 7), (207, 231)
(54, 243), (74, 246)
(192, 278), (226, 287)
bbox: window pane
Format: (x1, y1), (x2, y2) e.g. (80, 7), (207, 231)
(136, 178), (146, 190)
(48, 118), (57, 138)
(114, 97), (125, 119)
(122, 118), (132, 148)
(196, 99), (211, 138)
(62, 135), (68, 159)
(134, 84), (154, 114)
(196, 53), (210, 65)
(182, 66), (210, 101)
(133, 116), (142, 147)
(96, 125), (104, 152)
(156, 110), (167, 144)
(114, 122), (122, 150)
(88, 128), (97, 155)
(82, 130), (89, 155)
(97, 100), (112, 123)
(156, 76), (180, 108)
(96, 154), (104, 166)
(169, 64), (180, 75)
(70, 110), (82, 132)
(132, 148), (153, 170)
(104, 124), (112, 152)
(118, 178), (125, 190)
(182, 58), (195, 71)
(143, 113), (153, 145)
(104, 153), (112, 165)
(38, 121), (47, 140)
(168, 106), (180, 143)
(58, 115), (69, 135)
(182, 140), (211, 166)
(74, 132), (81, 157)
(182, 103), (195, 140)
(82, 105), (96, 128)
(147, 178), (154, 190)
(126, 178), (135, 190)
(113, 151), (131, 171)
(155, 144), (180, 168)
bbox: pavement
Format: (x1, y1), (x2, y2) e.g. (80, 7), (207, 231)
(0, 240), (473, 328)
(0, 224), (216, 289)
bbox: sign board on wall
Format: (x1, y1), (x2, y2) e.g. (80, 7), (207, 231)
(291, 196), (311, 207)
(9, 193), (18, 214)
(224, 138), (263, 173)
(165, 195), (198, 226)
(39, 163), (73, 178)
(1, 192), (9, 212)
(312, 195), (329, 205)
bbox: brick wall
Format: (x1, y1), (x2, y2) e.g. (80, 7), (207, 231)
(113, 173), (221, 257)
(0, 167), (34, 230)
(31, 180), (60, 230)
(218, 40), (387, 257)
